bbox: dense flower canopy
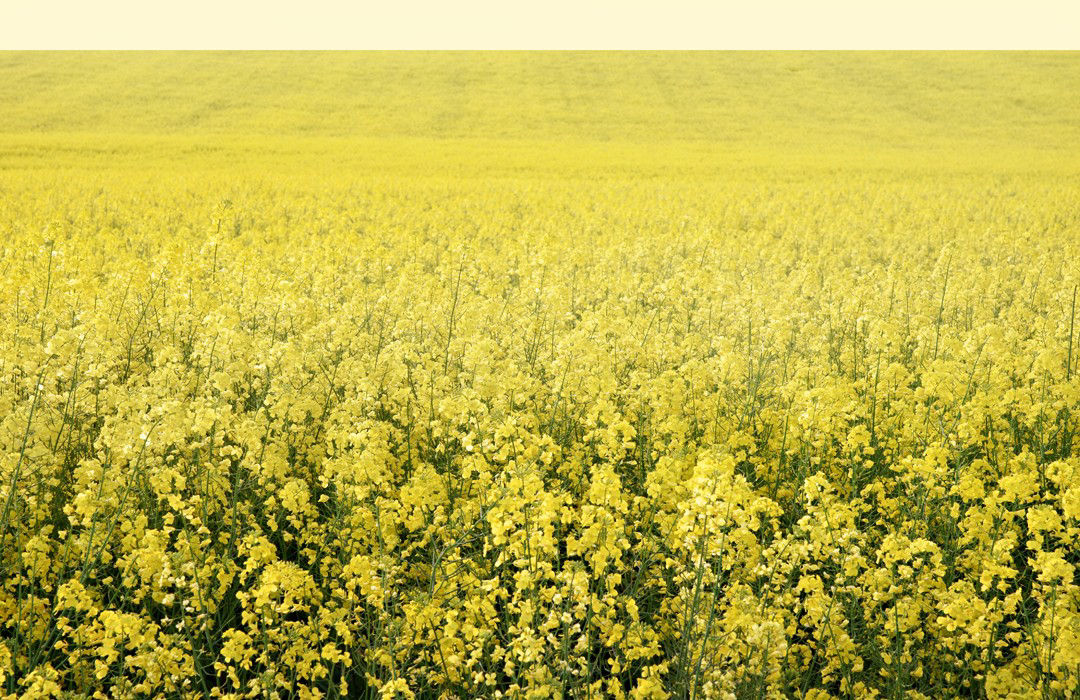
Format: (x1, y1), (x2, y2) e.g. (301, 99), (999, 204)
(1, 52), (1079, 699)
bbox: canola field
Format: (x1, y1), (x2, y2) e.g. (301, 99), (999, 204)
(1, 52), (1080, 699)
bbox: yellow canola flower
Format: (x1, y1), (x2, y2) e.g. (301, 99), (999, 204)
(0, 51), (1078, 700)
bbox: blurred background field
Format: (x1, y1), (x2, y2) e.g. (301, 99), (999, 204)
(1, 52), (1079, 175)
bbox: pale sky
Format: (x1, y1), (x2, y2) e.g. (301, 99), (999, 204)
(2, 0), (1078, 49)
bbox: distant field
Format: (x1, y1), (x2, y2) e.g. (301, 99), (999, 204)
(1, 52), (1079, 172)
(1, 53), (1078, 699)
